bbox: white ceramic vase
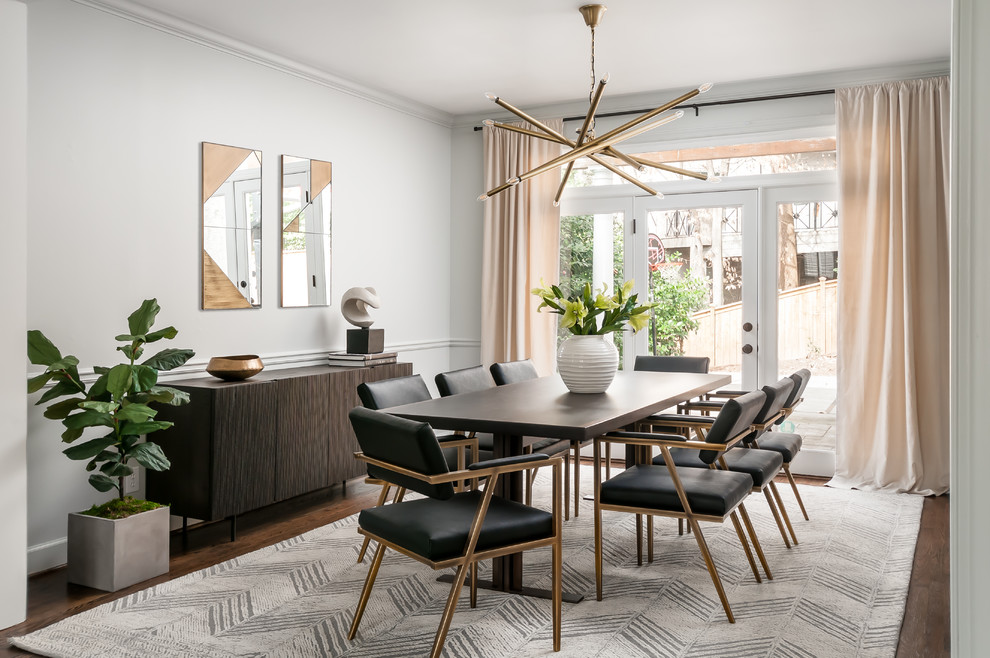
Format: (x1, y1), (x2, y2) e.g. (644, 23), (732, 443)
(557, 334), (619, 393)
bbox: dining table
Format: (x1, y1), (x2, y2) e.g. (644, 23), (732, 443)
(383, 369), (732, 602)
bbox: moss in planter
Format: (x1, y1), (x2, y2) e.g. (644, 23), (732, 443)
(80, 497), (164, 520)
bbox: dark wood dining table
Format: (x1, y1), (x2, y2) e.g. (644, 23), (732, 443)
(383, 369), (731, 602)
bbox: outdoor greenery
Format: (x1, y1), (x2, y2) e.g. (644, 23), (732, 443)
(648, 254), (710, 355)
(559, 214), (709, 356)
(27, 299), (194, 506)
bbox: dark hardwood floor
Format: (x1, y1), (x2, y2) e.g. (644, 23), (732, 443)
(0, 470), (949, 657)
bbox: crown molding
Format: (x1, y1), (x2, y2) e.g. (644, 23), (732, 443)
(452, 59), (950, 129)
(68, 0), (455, 128)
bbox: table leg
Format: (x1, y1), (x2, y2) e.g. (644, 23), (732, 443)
(492, 432), (524, 591)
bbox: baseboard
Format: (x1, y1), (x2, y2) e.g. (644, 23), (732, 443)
(27, 537), (67, 576)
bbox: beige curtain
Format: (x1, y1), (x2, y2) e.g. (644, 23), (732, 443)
(830, 77), (949, 495)
(481, 119), (563, 375)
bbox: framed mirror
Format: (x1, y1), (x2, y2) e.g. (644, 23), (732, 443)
(280, 155), (332, 307)
(201, 142), (262, 309)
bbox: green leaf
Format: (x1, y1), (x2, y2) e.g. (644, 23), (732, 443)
(130, 442), (170, 471)
(93, 366), (111, 375)
(47, 356), (80, 371)
(106, 364), (133, 399)
(132, 385), (189, 406)
(63, 436), (118, 461)
(116, 344), (144, 361)
(88, 374), (109, 400)
(130, 365), (158, 392)
(38, 379), (85, 405)
(88, 473), (118, 493)
(120, 420), (173, 436)
(116, 403), (157, 423)
(27, 372), (54, 393)
(127, 299), (160, 337)
(79, 400), (117, 414)
(27, 330), (62, 366)
(142, 348), (194, 372)
(114, 334), (143, 342)
(145, 326), (178, 343)
(62, 409), (114, 430)
(43, 397), (84, 420)
(101, 462), (132, 477)
(61, 426), (84, 443)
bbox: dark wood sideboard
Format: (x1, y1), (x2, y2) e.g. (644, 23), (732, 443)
(146, 363), (412, 525)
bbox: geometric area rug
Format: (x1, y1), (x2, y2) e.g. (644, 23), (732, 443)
(10, 468), (923, 658)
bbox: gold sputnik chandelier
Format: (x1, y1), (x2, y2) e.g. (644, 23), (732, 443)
(480, 4), (717, 206)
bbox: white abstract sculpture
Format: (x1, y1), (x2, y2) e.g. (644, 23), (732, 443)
(340, 286), (381, 328)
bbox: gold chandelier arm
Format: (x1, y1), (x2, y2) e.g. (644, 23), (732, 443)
(602, 147), (646, 171)
(487, 94), (571, 144)
(554, 76), (610, 205)
(594, 84), (709, 146)
(497, 111), (684, 192)
(588, 154), (661, 197)
(632, 156), (710, 181)
(486, 121), (570, 146)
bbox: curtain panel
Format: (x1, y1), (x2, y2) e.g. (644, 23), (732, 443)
(481, 119), (563, 375)
(831, 77), (950, 495)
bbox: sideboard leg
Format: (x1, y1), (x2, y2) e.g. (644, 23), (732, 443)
(229, 515), (237, 543)
(342, 480), (347, 496)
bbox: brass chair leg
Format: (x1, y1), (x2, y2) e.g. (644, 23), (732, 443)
(470, 561), (478, 609)
(430, 562), (470, 658)
(552, 534), (562, 652)
(729, 510), (761, 583)
(573, 443), (581, 518)
(647, 515), (654, 563)
(762, 487), (792, 548)
(357, 483), (391, 563)
(563, 453), (571, 521)
(738, 502), (773, 580)
(595, 503), (604, 600)
(770, 481), (799, 545)
(348, 541), (387, 640)
(782, 463), (810, 520)
(635, 514), (643, 566)
(688, 518), (734, 623)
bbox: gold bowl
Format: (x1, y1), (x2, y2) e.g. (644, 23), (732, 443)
(206, 355), (264, 381)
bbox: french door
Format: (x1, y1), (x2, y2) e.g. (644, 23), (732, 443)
(630, 190), (761, 390)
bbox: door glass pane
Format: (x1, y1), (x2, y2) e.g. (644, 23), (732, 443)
(645, 206), (743, 386)
(559, 212), (625, 367)
(777, 200), (838, 451)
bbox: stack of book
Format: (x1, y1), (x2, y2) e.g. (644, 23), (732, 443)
(327, 351), (397, 367)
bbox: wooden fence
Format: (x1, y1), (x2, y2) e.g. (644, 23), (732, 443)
(680, 278), (837, 369)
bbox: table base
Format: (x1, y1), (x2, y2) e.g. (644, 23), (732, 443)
(436, 574), (584, 604)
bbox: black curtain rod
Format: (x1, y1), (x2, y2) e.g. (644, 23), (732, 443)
(472, 89), (835, 131)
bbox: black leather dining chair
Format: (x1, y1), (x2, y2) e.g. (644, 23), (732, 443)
(595, 390), (773, 623)
(354, 374), (485, 562)
(646, 376), (800, 552)
(489, 359), (592, 517)
(633, 355), (711, 373)
(437, 365), (575, 516)
(347, 407), (563, 657)
(684, 369), (813, 521)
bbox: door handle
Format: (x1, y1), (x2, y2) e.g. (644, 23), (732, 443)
(742, 344), (754, 354)
(742, 322), (753, 332)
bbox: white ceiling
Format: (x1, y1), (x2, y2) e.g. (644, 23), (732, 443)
(121, 0), (950, 117)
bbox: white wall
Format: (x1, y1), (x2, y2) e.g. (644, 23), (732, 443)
(0, 0), (29, 630)
(25, 0), (454, 572)
(951, 0), (990, 654)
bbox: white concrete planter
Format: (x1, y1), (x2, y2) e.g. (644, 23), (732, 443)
(557, 334), (619, 393)
(66, 505), (170, 592)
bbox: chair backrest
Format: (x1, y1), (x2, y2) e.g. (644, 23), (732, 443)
(700, 390), (766, 464)
(748, 377), (796, 441)
(435, 365), (495, 397)
(776, 368), (811, 423)
(489, 359), (539, 386)
(357, 374), (432, 410)
(633, 355), (710, 374)
(348, 407), (455, 500)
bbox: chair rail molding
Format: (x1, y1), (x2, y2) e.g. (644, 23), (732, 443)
(68, 0), (454, 128)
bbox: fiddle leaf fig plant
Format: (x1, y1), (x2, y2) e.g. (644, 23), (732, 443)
(27, 299), (194, 501)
